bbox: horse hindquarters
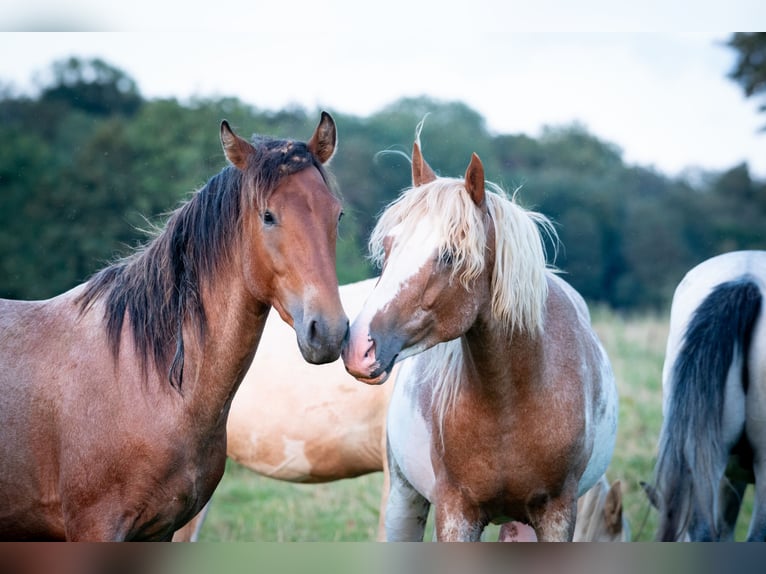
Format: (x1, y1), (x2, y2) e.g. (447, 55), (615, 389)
(746, 295), (766, 541)
(655, 278), (762, 541)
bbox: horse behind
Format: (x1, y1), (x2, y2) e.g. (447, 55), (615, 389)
(342, 133), (618, 541)
(0, 113), (347, 541)
(652, 250), (766, 541)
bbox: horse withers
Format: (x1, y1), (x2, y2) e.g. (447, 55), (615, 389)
(651, 250), (766, 541)
(342, 130), (618, 542)
(0, 113), (347, 541)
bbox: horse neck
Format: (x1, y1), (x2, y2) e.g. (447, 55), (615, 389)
(460, 308), (543, 399)
(179, 263), (271, 428)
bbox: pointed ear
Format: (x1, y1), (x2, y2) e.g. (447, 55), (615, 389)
(603, 480), (624, 535)
(464, 153), (485, 208)
(220, 120), (256, 170)
(307, 111), (337, 164)
(412, 141), (437, 187)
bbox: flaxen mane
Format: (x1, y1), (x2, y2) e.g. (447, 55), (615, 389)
(370, 177), (555, 438)
(77, 136), (333, 391)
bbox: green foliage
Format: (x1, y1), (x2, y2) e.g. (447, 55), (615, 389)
(728, 32), (766, 127)
(40, 57), (142, 117)
(2, 57), (766, 311)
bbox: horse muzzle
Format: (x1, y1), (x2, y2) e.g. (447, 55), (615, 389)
(341, 327), (402, 385)
(295, 313), (349, 364)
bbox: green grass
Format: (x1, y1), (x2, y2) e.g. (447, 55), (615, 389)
(198, 309), (754, 541)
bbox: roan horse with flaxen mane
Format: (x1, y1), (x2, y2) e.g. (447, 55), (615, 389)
(651, 250), (766, 541)
(0, 113), (347, 541)
(342, 133), (618, 541)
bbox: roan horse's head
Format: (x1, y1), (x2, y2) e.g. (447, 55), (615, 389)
(342, 142), (494, 384)
(221, 113), (347, 364)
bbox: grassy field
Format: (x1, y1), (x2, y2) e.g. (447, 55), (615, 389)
(197, 308), (753, 542)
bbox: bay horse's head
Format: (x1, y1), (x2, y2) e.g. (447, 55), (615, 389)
(221, 112), (347, 364)
(342, 143), (494, 384)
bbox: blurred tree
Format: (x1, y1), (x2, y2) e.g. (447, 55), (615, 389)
(728, 32), (766, 130)
(3, 57), (766, 310)
(39, 57), (142, 117)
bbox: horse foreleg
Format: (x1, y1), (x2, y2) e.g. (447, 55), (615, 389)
(528, 494), (577, 542)
(433, 502), (484, 542)
(385, 457), (430, 541)
(432, 486), (484, 542)
(375, 431), (391, 542)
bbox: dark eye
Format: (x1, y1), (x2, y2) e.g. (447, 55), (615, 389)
(338, 211), (344, 224)
(438, 249), (454, 266)
(263, 210), (276, 226)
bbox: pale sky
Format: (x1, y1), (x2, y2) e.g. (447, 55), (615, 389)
(2, 2), (766, 178)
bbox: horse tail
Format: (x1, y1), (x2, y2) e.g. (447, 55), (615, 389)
(654, 276), (761, 541)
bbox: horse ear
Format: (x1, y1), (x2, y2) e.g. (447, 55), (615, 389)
(308, 111), (337, 164)
(603, 480), (624, 535)
(220, 120), (255, 170)
(464, 153), (485, 208)
(412, 141), (437, 187)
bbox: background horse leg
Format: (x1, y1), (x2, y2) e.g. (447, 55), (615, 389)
(718, 479), (747, 541)
(384, 457), (430, 541)
(497, 522), (538, 542)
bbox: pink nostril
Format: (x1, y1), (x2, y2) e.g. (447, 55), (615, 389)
(364, 338), (375, 359)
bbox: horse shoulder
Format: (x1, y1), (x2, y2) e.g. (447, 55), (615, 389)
(386, 356), (437, 501)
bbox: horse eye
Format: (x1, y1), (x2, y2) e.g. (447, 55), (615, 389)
(263, 210), (276, 226)
(439, 250), (454, 266)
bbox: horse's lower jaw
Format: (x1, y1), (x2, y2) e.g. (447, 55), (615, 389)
(346, 355), (397, 386)
(352, 370), (391, 386)
(298, 342), (343, 365)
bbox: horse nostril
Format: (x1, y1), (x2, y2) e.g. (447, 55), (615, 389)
(308, 320), (318, 343)
(364, 338), (375, 359)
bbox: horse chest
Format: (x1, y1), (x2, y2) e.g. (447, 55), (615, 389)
(437, 392), (585, 503)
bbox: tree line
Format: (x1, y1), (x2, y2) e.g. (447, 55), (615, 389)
(1, 52), (765, 311)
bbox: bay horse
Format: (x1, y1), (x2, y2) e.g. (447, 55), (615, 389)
(651, 250), (766, 541)
(0, 113), (348, 541)
(342, 135), (618, 541)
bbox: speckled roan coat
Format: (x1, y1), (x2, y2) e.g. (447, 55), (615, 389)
(343, 141), (618, 542)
